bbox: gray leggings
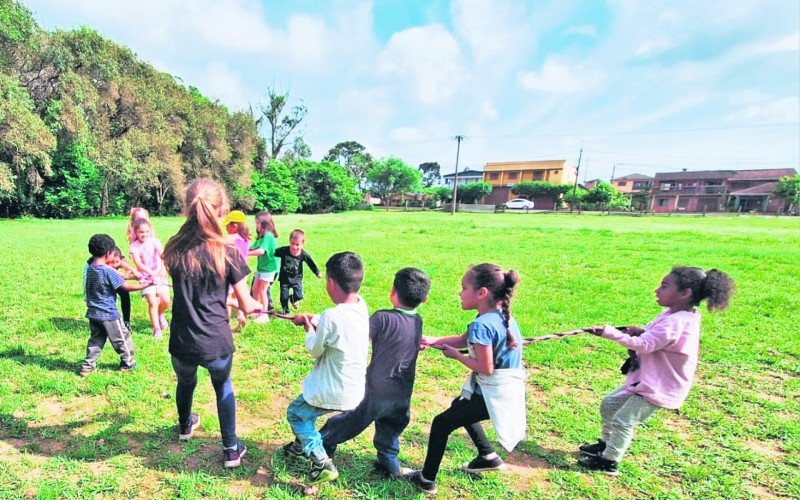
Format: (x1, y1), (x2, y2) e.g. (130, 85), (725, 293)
(600, 386), (660, 462)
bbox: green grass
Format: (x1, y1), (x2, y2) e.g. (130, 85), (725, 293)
(0, 211), (798, 498)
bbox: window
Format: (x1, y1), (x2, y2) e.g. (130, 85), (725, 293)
(617, 181), (627, 187)
(488, 172), (499, 180)
(658, 198), (667, 207)
(508, 172), (519, 180)
(533, 171), (544, 180)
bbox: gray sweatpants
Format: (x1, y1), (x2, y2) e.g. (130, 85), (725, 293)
(600, 386), (660, 462)
(81, 318), (135, 371)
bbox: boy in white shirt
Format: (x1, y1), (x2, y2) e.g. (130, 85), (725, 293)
(283, 251), (369, 485)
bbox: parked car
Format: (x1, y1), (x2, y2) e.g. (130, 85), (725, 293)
(503, 198), (535, 210)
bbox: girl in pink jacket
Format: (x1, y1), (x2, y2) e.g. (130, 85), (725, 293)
(578, 266), (734, 476)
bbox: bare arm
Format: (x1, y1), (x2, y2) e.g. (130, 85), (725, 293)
(426, 333), (468, 349)
(441, 343), (494, 375)
(232, 277), (262, 314)
(130, 251), (160, 281)
(248, 248), (265, 256)
(119, 281), (151, 292)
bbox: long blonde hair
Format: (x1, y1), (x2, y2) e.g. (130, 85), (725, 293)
(164, 179), (234, 280)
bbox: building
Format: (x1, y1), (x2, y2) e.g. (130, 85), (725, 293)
(650, 168), (796, 213)
(612, 174), (653, 194)
(482, 159), (577, 208)
(442, 168), (483, 188)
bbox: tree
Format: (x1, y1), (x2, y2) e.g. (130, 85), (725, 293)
(424, 186), (451, 202)
(246, 159), (299, 214)
(585, 181), (615, 205)
(774, 174), (800, 214)
(511, 181), (572, 198)
(292, 159), (361, 213)
(0, 71), (55, 211)
(366, 157), (422, 206)
(419, 162), (441, 187)
(458, 181), (492, 203)
(324, 141), (374, 189)
(257, 87), (307, 160)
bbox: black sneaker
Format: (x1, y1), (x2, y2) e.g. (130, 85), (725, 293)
(118, 362), (137, 372)
(577, 454), (620, 476)
(462, 455), (507, 473)
(404, 470), (437, 495)
(309, 457), (339, 485)
(223, 443), (247, 468)
(282, 440), (305, 459)
(579, 439), (606, 456)
(178, 413), (200, 441)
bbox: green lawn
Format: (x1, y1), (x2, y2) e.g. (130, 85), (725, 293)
(0, 212), (798, 498)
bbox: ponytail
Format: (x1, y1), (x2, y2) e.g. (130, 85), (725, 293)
(467, 264), (521, 349)
(164, 179), (234, 280)
(670, 266), (734, 312)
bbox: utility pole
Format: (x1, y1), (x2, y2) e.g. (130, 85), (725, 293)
(451, 135), (464, 215)
(610, 163), (616, 182)
(570, 147), (583, 213)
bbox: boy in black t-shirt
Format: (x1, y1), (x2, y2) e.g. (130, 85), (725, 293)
(274, 229), (321, 314)
(319, 267), (431, 477)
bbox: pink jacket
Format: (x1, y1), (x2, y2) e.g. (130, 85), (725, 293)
(602, 309), (701, 409)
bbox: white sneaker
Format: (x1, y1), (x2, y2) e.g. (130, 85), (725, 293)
(252, 313), (270, 324)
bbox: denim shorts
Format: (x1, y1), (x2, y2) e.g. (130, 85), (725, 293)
(142, 284), (168, 296)
(254, 271), (277, 282)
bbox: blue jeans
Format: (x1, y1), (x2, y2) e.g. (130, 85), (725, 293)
(320, 394), (411, 473)
(286, 395), (333, 460)
(171, 354), (239, 449)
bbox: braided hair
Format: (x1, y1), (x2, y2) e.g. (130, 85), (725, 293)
(670, 266), (734, 311)
(467, 263), (521, 349)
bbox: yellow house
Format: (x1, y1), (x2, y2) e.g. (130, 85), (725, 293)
(482, 159), (576, 207)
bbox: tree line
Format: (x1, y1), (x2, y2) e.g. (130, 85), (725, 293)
(0, 1), (452, 218)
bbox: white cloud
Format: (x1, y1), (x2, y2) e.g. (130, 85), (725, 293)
(634, 37), (674, 56)
(518, 58), (603, 94)
(725, 97), (800, 124)
(189, 0), (273, 52)
(199, 62), (252, 110)
(379, 24), (465, 105)
(392, 127), (424, 142)
(747, 32), (800, 54)
(480, 100), (498, 121)
(562, 24), (597, 37)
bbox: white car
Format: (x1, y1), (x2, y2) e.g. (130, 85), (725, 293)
(503, 198), (535, 210)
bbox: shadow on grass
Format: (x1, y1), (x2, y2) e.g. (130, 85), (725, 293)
(0, 347), (86, 373)
(50, 317), (86, 335)
(0, 412), (273, 480)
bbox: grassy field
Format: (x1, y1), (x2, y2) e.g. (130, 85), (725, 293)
(0, 211), (798, 499)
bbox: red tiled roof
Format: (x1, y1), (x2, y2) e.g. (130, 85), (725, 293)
(728, 182), (778, 196)
(615, 173), (653, 181)
(653, 170), (734, 181)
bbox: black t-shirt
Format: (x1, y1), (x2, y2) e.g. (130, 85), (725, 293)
(274, 246), (320, 285)
(168, 246), (250, 363)
(366, 309), (423, 398)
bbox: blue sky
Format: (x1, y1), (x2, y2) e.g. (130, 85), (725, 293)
(24, 0), (800, 179)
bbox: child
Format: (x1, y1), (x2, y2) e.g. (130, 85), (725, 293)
(126, 207), (152, 245)
(223, 210), (250, 261)
(163, 178), (264, 469)
(129, 218), (171, 339)
(247, 211), (278, 323)
(407, 263), (527, 495)
(319, 267), (431, 477)
(282, 251), (369, 485)
(222, 210), (250, 326)
(578, 266), (734, 476)
(108, 246), (141, 332)
(275, 229), (321, 314)
(79, 234), (150, 376)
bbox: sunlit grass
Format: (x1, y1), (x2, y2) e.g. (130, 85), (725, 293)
(0, 212), (798, 498)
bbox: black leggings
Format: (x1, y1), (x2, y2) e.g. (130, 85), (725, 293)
(117, 290), (131, 324)
(422, 394), (494, 481)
